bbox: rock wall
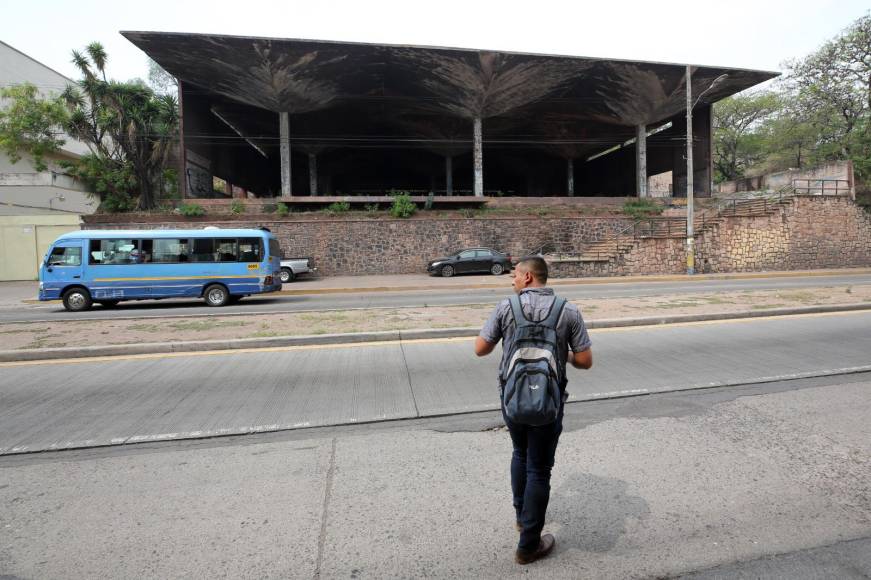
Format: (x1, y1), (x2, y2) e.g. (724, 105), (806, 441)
(549, 196), (871, 277)
(82, 215), (631, 276)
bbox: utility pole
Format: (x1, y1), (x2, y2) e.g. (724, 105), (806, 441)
(685, 65), (695, 275)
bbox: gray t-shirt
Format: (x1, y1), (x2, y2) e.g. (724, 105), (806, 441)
(479, 287), (592, 400)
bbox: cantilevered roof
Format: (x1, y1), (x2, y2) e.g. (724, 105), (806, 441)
(123, 31), (778, 129)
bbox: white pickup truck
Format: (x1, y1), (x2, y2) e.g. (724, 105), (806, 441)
(279, 257), (317, 283)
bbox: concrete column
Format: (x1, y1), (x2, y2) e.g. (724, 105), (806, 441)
(445, 155), (453, 196)
(473, 117), (483, 197)
(177, 81), (188, 198)
(308, 153), (317, 196)
(567, 158), (575, 197)
(636, 123), (648, 197)
(279, 112), (291, 197)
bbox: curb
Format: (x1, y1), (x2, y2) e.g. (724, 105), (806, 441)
(2, 303), (870, 363)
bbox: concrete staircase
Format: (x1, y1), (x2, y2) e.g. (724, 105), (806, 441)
(550, 194), (796, 264)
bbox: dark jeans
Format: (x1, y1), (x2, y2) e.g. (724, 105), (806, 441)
(502, 403), (564, 552)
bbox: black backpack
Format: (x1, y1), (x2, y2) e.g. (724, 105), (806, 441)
(501, 294), (567, 426)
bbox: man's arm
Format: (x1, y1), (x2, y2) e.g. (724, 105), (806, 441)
(569, 348), (593, 369)
(475, 301), (505, 357)
(474, 336), (497, 357)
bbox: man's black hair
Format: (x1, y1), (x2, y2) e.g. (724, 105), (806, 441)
(517, 256), (548, 284)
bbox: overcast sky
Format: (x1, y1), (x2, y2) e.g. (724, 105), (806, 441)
(2, 0), (868, 87)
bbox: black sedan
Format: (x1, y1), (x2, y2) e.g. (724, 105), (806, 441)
(426, 248), (513, 277)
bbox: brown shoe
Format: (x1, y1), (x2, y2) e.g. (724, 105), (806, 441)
(515, 533), (555, 565)
(515, 521), (522, 532)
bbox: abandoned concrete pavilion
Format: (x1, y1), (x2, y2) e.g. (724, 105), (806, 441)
(123, 32), (777, 200)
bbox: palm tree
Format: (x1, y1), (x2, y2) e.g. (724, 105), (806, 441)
(61, 42), (178, 209)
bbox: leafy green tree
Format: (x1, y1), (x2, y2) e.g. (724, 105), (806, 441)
(0, 83), (68, 172)
(783, 13), (870, 182)
(713, 92), (780, 182)
(714, 14), (870, 187)
(60, 42), (179, 210)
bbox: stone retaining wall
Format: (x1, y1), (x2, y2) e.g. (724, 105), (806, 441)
(82, 215), (632, 276)
(81, 196), (870, 277)
(549, 196), (871, 277)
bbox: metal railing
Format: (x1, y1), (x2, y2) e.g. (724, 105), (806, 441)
(792, 178), (850, 196)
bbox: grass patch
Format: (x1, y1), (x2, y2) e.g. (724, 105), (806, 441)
(23, 337), (68, 349)
(128, 323), (161, 332)
(299, 313), (350, 323)
(774, 291), (816, 302)
(698, 296), (735, 305)
(250, 330), (285, 338)
(0, 327), (48, 334)
(168, 320), (250, 332)
(623, 198), (663, 219)
(652, 301), (702, 309)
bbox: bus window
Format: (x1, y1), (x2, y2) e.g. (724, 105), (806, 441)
(149, 238), (189, 263)
(268, 238), (281, 259)
(190, 238), (215, 262)
(216, 239), (238, 262)
(238, 238), (262, 262)
(48, 246), (82, 266)
(90, 239), (140, 264)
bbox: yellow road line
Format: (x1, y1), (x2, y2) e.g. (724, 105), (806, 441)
(0, 309), (865, 368)
(93, 275), (261, 282)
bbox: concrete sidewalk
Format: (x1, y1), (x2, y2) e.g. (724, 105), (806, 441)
(2, 376), (869, 579)
(6, 267), (871, 306)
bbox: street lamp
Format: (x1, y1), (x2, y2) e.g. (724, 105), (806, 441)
(685, 69), (728, 274)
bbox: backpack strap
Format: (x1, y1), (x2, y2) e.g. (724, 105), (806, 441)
(542, 296), (567, 330)
(510, 293), (566, 329)
(508, 294), (530, 327)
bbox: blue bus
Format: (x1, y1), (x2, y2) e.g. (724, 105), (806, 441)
(39, 228), (283, 311)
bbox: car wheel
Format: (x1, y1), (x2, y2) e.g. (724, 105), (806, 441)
(490, 263), (504, 275)
(279, 268), (294, 283)
(441, 264), (454, 277)
(97, 299), (120, 308)
(204, 284), (230, 307)
(62, 287), (92, 312)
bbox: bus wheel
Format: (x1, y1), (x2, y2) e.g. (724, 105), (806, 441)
(63, 287), (93, 312)
(204, 284), (229, 307)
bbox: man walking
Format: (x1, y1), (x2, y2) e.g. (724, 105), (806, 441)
(475, 256), (592, 565)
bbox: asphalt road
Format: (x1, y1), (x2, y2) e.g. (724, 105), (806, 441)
(5, 272), (871, 323)
(1, 310), (869, 454)
(2, 373), (869, 579)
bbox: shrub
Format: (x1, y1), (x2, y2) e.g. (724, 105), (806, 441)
(390, 193), (417, 218)
(459, 208), (477, 218)
(623, 198), (663, 219)
(100, 191), (136, 213)
(276, 202), (290, 216)
(262, 203), (277, 214)
(364, 203), (380, 213)
(323, 201), (351, 215)
(230, 200), (245, 215)
(178, 203), (206, 217)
